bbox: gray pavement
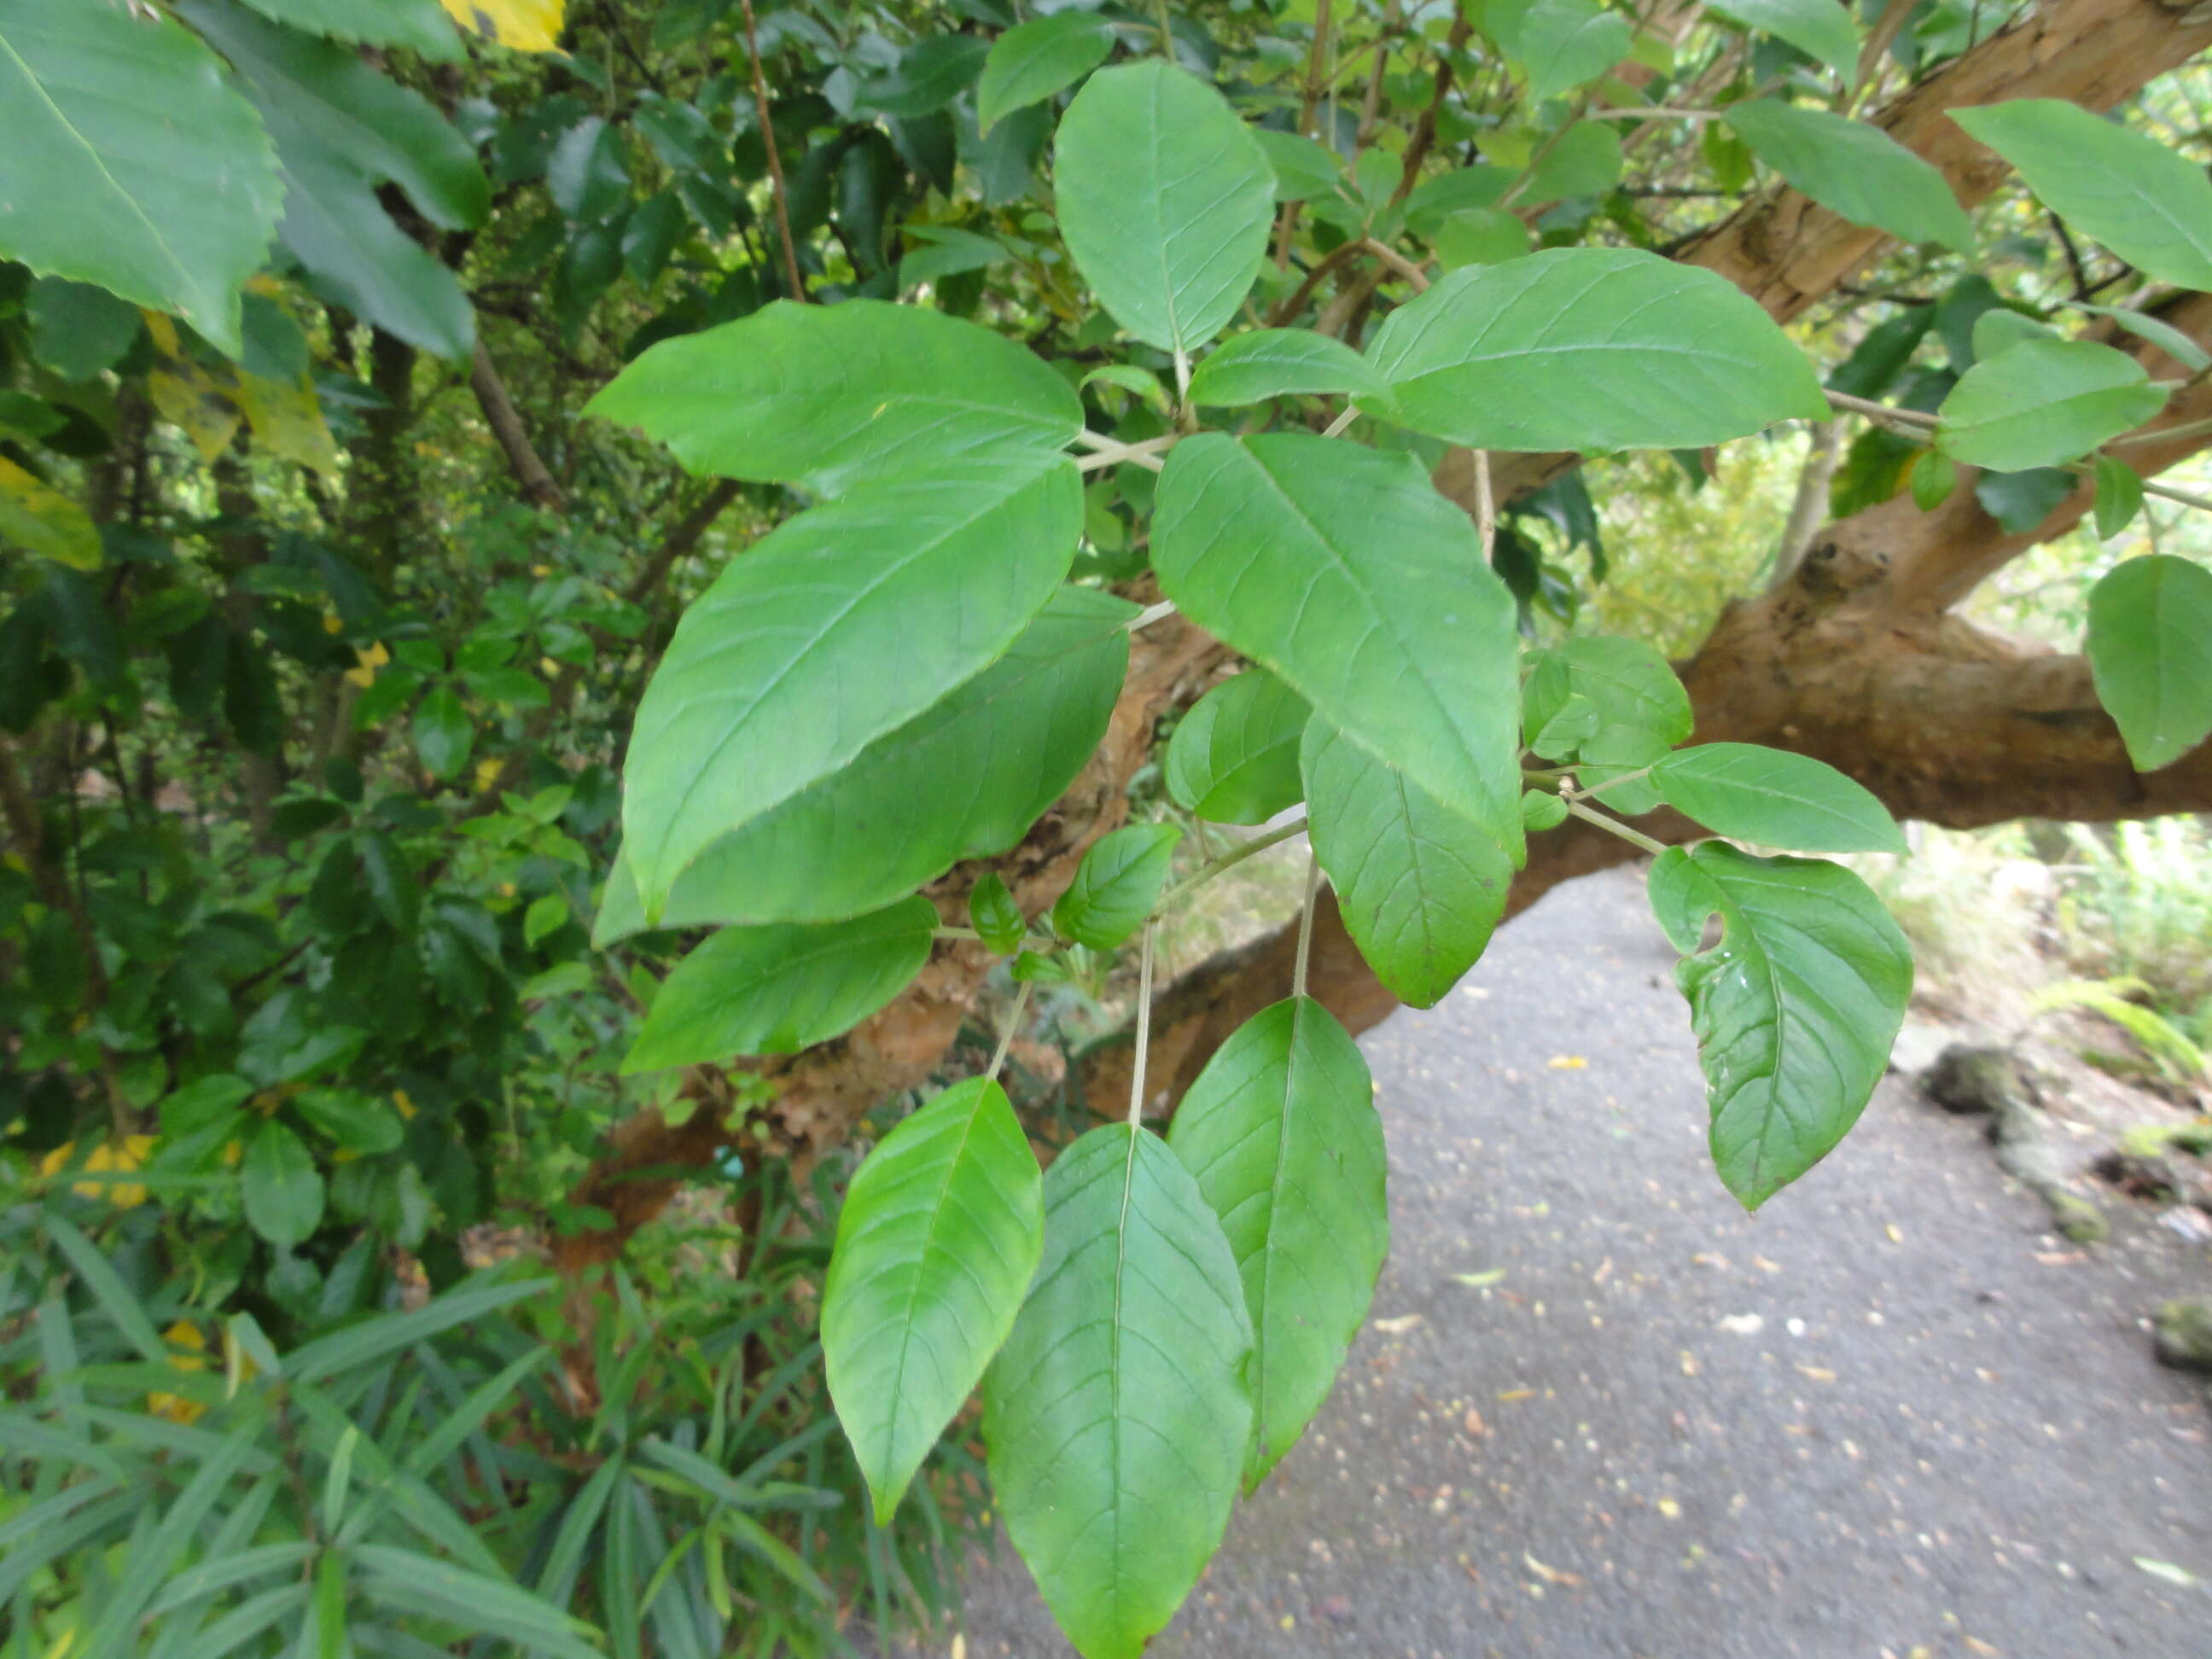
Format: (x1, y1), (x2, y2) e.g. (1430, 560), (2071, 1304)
(938, 864), (2212, 1659)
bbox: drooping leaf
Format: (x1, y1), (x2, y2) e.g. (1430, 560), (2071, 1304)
(0, 457), (101, 571)
(859, 35), (990, 118)
(1165, 670), (1311, 824)
(271, 143), (476, 358)
(2086, 554), (2212, 772)
(620, 454), (1081, 909)
(1153, 434), (1524, 852)
(1935, 340), (2167, 472)
(2092, 454), (2144, 539)
(1523, 637), (1691, 755)
(1951, 99), (2212, 292)
(1702, 0), (1860, 79)
(546, 116), (631, 223)
(984, 1124), (1253, 1659)
(1651, 743), (1906, 853)
(1492, 0), (1633, 106)
(1053, 61), (1275, 358)
(587, 300), (1082, 492)
(1169, 997), (1385, 1486)
(0, 0), (282, 356)
(242, 1121), (325, 1249)
(1186, 330), (1388, 407)
(621, 896), (938, 1073)
(1051, 824), (1180, 951)
(437, 0), (565, 51)
(236, 0), (460, 56)
(2072, 303), (2210, 375)
(969, 871), (1027, 955)
(1909, 449), (1958, 511)
(1362, 248), (1827, 451)
(1724, 101), (1972, 251)
(1301, 718), (1516, 1007)
(824, 1078), (1044, 1523)
(1648, 844), (1912, 1209)
(978, 13), (1114, 133)
(594, 587), (1131, 940)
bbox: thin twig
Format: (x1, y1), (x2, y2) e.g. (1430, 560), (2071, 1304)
(1126, 599), (1179, 632)
(1473, 449), (1495, 560)
(1074, 434), (1176, 472)
(1563, 796), (1669, 857)
(1359, 236), (1431, 292)
(1153, 815), (1310, 918)
(1127, 923), (1157, 1126)
(1269, 239), (1368, 327)
(740, 0), (805, 304)
(1291, 852), (1323, 1000)
(988, 981), (1033, 1083)
(1825, 390), (1937, 428)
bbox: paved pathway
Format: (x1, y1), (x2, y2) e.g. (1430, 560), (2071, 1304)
(939, 865), (2212, 1659)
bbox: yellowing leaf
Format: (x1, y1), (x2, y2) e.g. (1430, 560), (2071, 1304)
(0, 457), (101, 570)
(148, 1320), (210, 1423)
(41, 1135), (155, 1207)
(1547, 1054), (1587, 1069)
(231, 369), (341, 479)
(149, 362), (242, 463)
(344, 642), (390, 688)
(439, 0), (565, 50)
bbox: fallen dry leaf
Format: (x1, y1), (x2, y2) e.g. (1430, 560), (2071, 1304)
(1795, 1364), (1837, 1382)
(1717, 1313), (1764, 1336)
(1497, 1388), (1534, 1402)
(1656, 1498), (1680, 1518)
(1371, 1313), (1423, 1335)
(1452, 1268), (1507, 1288)
(1523, 1553), (1586, 1587)
(1464, 1407), (1487, 1437)
(1546, 1055), (1587, 1069)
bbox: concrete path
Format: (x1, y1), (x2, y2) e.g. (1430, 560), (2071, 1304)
(938, 864), (2212, 1659)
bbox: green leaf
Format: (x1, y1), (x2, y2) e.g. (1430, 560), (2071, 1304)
(293, 1086), (405, 1155)
(26, 277), (142, 381)
(1186, 330), (1388, 407)
(1051, 824), (1180, 951)
(287, 1275), (549, 1382)
(1724, 101), (1971, 252)
(1520, 788), (1569, 830)
(242, 1121), (324, 1249)
(1493, 0), (1633, 106)
(983, 1124), (1252, 1659)
(411, 685), (473, 779)
(620, 455), (1080, 909)
(978, 13), (1113, 133)
(45, 1214), (167, 1364)
(1970, 308), (2057, 360)
(0, 457), (102, 571)
(621, 896), (938, 1073)
(1402, 166), (1512, 236)
(1363, 248), (1827, 451)
(355, 1545), (602, 1659)
(2086, 554), (2212, 772)
(1651, 743), (1905, 853)
(597, 587), (1130, 941)
(1519, 119), (1621, 203)
(235, 0), (460, 56)
(2072, 303), (2210, 374)
(1909, 448), (1957, 510)
(175, 0), (488, 232)
(1153, 434), (1524, 851)
(1974, 464), (2072, 533)
(1950, 99), (2212, 292)
(1433, 207), (1534, 270)
(1936, 340), (2167, 472)
(587, 299), (1082, 492)
(1053, 61), (1275, 358)
(1168, 997), (1386, 1487)
(1522, 637), (1691, 813)
(271, 138), (475, 358)
(2093, 454), (2144, 539)
(1165, 670), (1311, 824)
(1301, 718), (1515, 1007)
(0, 0), (282, 356)
(969, 871), (1026, 954)
(1253, 129), (1341, 201)
(859, 35), (989, 117)
(1702, 0), (1860, 79)
(546, 116), (629, 222)
(1648, 844), (1912, 1209)
(824, 1078), (1044, 1523)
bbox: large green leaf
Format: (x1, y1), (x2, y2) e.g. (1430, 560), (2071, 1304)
(1153, 434), (1524, 853)
(0, 0), (282, 356)
(1702, 0), (1860, 79)
(1168, 997), (1386, 1487)
(235, 0), (460, 55)
(1051, 824), (1180, 951)
(1936, 340), (2167, 472)
(1363, 248), (1826, 451)
(1522, 634), (1692, 813)
(2086, 554), (2212, 772)
(984, 1124), (1253, 1659)
(1301, 718), (1516, 1007)
(596, 587), (1132, 941)
(242, 1121), (324, 1249)
(1950, 100), (2212, 292)
(588, 300), (1083, 492)
(1725, 101), (1971, 252)
(621, 896), (938, 1073)
(1165, 670), (1311, 825)
(977, 12), (1113, 133)
(1492, 0), (1633, 106)
(1651, 743), (1906, 853)
(621, 453), (1080, 909)
(272, 143), (474, 358)
(824, 1078), (1043, 1524)
(1648, 844), (1912, 1209)
(1053, 61), (1275, 358)
(1186, 329), (1388, 407)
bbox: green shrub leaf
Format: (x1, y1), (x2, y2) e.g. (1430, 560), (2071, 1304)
(1301, 718), (1516, 1007)
(587, 300), (1083, 492)
(1154, 434), (1523, 850)
(1701, 0), (1860, 79)
(1936, 339), (2167, 472)
(1725, 101), (1972, 251)
(1051, 824), (1180, 951)
(1363, 248), (1827, 451)
(969, 871), (1027, 955)
(2092, 454), (2145, 539)
(1652, 743), (1906, 853)
(234, 0), (461, 55)
(1648, 844), (1912, 1209)
(621, 896), (938, 1072)
(1186, 329), (1388, 407)
(1053, 61), (1275, 358)
(1164, 670), (1311, 824)
(2086, 554), (2212, 772)
(824, 1078), (1044, 1523)
(620, 454), (1080, 908)
(977, 13), (1114, 133)
(984, 1124), (1252, 1659)
(242, 1121), (325, 1249)
(1491, 0), (1633, 106)
(1168, 997), (1386, 1486)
